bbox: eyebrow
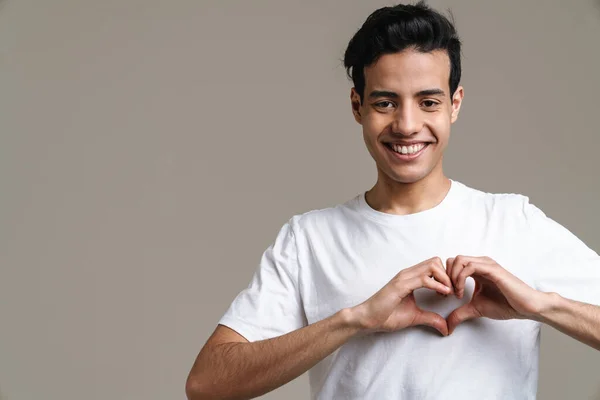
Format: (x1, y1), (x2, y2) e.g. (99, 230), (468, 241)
(368, 88), (446, 99)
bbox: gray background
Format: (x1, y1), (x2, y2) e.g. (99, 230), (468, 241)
(1, 0), (600, 399)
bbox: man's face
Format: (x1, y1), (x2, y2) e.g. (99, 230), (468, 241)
(351, 48), (464, 185)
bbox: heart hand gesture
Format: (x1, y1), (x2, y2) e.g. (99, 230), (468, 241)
(445, 256), (544, 334)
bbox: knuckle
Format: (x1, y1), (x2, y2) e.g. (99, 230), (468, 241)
(463, 266), (475, 278)
(393, 275), (406, 288)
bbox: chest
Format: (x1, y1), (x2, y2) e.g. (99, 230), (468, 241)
(297, 218), (530, 325)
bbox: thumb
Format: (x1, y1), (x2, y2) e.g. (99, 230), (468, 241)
(412, 310), (449, 337)
(447, 303), (480, 335)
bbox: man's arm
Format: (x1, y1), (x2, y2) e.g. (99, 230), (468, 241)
(445, 255), (600, 351)
(185, 308), (362, 400)
(514, 199), (600, 349)
(534, 293), (600, 351)
(186, 257), (453, 399)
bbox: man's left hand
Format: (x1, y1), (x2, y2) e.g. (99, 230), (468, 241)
(445, 255), (547, 334)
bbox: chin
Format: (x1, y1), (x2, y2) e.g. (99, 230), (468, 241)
(387, 170), (431, 185)
(396, 176), (429, 185)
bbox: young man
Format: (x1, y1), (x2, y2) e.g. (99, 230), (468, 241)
(186, 2), (600, 399)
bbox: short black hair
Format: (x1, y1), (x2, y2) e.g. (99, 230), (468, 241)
(343, 1), (462, 104)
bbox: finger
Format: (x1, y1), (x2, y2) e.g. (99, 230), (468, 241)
(409, 274), (452, 295)
(429, 262), (453, 292)
(450, 256), (464, 291)
(403, 257), (444, 280)
(403, 258), (452, 293)
(455, 258), (504, 298)
(450, 255), (488, 291)
(447, 303), (481, 334)
(454, 255), (494, 263)
(455, 262), (479, 299)
(412, 310), (449, 336)
(433, 258), (451, 288)
(450, 255), (492, 276)
(444, 257), (456, 296)
(446, 257), (455, 287)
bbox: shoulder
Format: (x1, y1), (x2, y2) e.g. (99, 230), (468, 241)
(285, 195), (361, 238)
(456, 181), (537, 226)
(459, 181), (530, 208)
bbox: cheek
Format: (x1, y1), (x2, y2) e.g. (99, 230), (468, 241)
(363, 115), (393, 139)
(427, 117), (451, 140)
(363, 112), (385, 128)
(362, 119), (385, 141)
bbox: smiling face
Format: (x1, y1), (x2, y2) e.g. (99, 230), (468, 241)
(351, 48), (464, 185)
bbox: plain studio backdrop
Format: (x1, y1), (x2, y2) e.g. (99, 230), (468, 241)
(1, 0), (600, 399)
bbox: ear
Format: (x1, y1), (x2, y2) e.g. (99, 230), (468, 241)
(450, 86), (464, 124)
(350, 87), (362, 124)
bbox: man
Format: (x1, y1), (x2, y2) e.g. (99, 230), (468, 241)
(186, 2), (600, 399)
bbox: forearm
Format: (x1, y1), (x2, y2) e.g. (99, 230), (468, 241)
(534, 292), (600, 351)
(187, 308), (363, 400)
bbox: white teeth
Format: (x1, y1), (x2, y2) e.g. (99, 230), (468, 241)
(391, 143), (426, 155)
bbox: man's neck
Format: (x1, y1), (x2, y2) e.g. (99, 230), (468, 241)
(365, 174), (451, 216)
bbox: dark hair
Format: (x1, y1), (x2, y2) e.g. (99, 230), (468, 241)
(343, 1), (462, 104)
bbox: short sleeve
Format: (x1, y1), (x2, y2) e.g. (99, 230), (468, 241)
(522, 198), (600, 306)
(217, 218), (307, 342)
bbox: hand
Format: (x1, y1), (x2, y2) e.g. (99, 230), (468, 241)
(351, 257), (454, 337)
(445, 255), (545, 334)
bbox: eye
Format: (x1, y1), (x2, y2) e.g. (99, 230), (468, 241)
(374, 101), (395, 109)
(421, 100), (439, 108)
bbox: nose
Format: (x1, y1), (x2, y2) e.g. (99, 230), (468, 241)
(391, 104), (423, 136)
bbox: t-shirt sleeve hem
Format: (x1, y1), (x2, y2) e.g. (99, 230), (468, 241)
(217, 315), (265, 343)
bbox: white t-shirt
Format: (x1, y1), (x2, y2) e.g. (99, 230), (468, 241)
(218, 179), (600, 399)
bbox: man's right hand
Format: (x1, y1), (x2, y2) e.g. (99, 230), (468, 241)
(349, 257), (454, 336)
(188, 256), (455, 399)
